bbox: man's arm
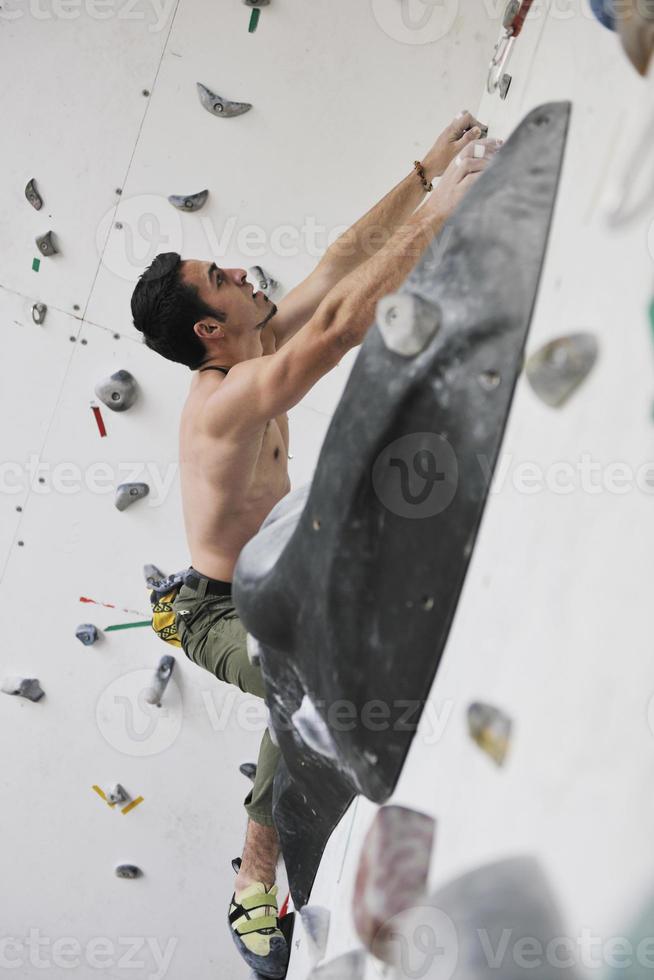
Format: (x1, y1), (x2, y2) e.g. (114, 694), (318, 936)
(271, 111), (487, 349)
(209, 142), (492, 434)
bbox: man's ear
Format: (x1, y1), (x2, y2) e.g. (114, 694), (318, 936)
(194, 319), (225, 340)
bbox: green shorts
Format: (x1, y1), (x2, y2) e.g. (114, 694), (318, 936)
(172, 579), (280, 828)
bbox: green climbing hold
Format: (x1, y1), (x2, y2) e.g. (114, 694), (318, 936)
(249, 8), (260, 31)
(32, 257), (40, 272)
(648, 296), (654, 341)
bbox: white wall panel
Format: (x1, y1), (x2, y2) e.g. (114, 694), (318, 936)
(0, 4), (176, 316)
(291, 8), (654, 978)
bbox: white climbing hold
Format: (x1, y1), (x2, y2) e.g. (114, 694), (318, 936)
(248, 265), (279, 297)
(300, 906), (331, 965)
(115, 483), (149, 511)
(291, 695), (338, 759)
(353, 805), (436, 963)
(95, 370), (139, 412)
(376, 292), (440, 357)
(307, 949), (366, 979)
(246, 633), (262, 667)
(1, 677), (45, 702)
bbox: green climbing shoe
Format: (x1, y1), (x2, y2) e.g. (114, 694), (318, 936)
(228, 878), (289, 978)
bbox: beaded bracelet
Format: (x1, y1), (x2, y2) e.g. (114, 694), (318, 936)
(413, 160), (433, 193)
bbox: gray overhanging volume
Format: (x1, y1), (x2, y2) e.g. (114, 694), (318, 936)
(233, 102), (571, 909)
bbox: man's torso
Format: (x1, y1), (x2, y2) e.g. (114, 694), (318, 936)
(179, 375), (291, 581)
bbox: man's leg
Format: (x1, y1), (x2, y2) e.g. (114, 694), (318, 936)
(173, 587), (288, 977)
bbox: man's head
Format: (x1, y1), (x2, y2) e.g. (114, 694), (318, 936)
(131, 252), (277, 370)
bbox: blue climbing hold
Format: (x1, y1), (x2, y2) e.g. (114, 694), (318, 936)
(590, 0), (616, 30)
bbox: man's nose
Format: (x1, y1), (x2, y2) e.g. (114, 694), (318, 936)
(226, 268), (248, 285)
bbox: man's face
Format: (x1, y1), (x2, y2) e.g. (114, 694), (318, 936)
(181, 259), (275, 334)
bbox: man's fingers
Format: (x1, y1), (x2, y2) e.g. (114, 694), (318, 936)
(456, 138), (503, 162)
(454, 156), (489, 178)
(451, 110), (481, 137)
(457, 126), (482, 150)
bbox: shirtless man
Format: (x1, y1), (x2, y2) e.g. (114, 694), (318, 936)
(130, 112), (499, 978)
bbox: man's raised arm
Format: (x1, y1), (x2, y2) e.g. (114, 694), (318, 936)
(271, 111), (492, 349)
(210, 142), (495, 435)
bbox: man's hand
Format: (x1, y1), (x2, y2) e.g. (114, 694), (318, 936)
(426, 137), (503, 221)
(422, 110), (489, 180)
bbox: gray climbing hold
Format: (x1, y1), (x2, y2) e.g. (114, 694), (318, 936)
(196, 82), (252, 118)
(248, 265), (279, 297)
(243, 0), (270, 6)
(115, 865), (142, 879)
(308, 950), (366, 979)
(1, 677), (45, 702)
(76, 623), (100, 646)
(36, 231), (59, 256)
(31, 302), (47, 325)
(94, 369), (139, 412)
(376, 292), (440, 357)
(143, 564), (166, 589)
(239, 762), (258, 782)
(145, 655), (175, 706)
(168, 189), (209, 212)
(25, 178), (43, 211)
(107, 784), (129, 805)
(354, 805), (435, 962)
(292, 695), (338, 760)
(468, 701), (512, 766)
(115, 483), (149, 511)
(300, 906), (331, 965)
(525, 332), (598, 408)
(246, 633), (261, 667)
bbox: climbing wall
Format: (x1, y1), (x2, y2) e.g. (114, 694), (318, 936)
(282, 4), (654, 979)
(0, 2), (498, 977)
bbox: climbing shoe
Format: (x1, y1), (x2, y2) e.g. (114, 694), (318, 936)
(228, 876), (289, 978)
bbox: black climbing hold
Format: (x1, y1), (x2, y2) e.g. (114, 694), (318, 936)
(231, 856), (242, 874)
(168, 190), (209, 212)
(239, 762), (258, 782)
(233, 102), (571, 909)
(25, 178), (43, 211)
(94, 370), (139, 413)
(1, 677), (45, 702)
(196, 83), (252, 118)
(145, 655), (175, 706)
(35, 231), (59, 257)
(115, 865), (142, 879)
(115, 483), (149, 511)
(76, 623), (100, 646)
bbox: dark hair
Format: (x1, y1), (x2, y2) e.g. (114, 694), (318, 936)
(131, 252), (225, 370)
